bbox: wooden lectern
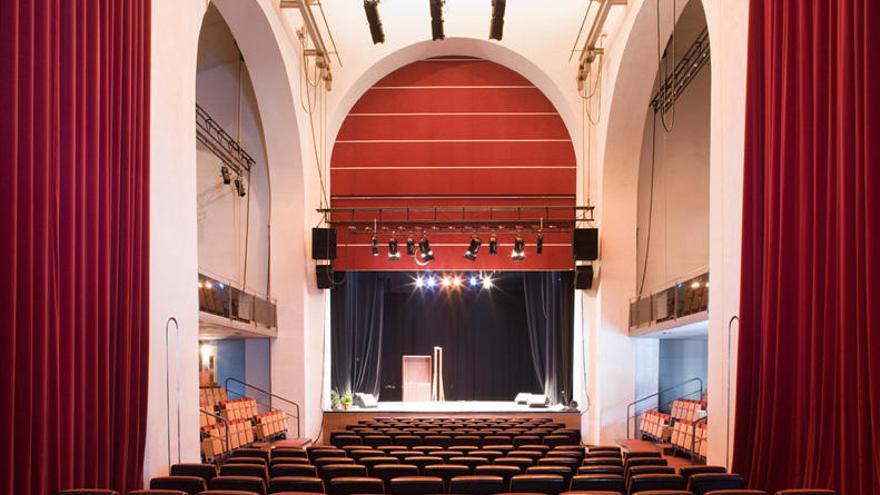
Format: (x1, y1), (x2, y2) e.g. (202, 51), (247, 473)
(402, 355), (432, 401)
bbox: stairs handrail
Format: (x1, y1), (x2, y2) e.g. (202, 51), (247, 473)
(626, 376), (704, 438)
(224, 376), (302, 438)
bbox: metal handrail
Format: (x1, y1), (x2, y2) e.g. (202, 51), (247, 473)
(200, 408), (231, 465)
(626, 377), (704, 439)
(225, 377), (302, 439)
(689, 415), (708, 460)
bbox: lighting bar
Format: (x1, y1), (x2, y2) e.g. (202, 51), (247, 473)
(576, 0), (615, 92)
(196, 104), (254, 176)
(650, 27), (710, 114)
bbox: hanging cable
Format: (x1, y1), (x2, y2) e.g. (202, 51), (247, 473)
(638, 109), (659, 297)
(656, 0), (676, 132)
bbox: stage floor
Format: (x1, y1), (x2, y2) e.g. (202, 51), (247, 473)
(326, 401), (574, 414)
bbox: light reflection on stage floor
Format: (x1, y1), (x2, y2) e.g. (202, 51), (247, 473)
(327, 400), (576, 414)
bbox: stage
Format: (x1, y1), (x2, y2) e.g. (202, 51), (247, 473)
(320, 401), (583, 442)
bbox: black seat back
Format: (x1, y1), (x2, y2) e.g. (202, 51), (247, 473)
(266, 475), (323, 494)
(149, 476), (208, 495)
(388, 476), (445, 495)
(170, 463), (218, 482)
(208, 475), (267, 495)
(327, 476), (384, 495)
(509, 474), (565, 495)
(570, 473), (625, 493)
(448, 475), (505, 495)
(687, 473), (747, 495)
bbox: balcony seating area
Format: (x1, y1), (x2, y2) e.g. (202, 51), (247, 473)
(200, 386), (290, 462)
(638, 399), (708, 461)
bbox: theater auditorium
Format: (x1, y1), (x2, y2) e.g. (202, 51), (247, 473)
(2, 1), (877, 495)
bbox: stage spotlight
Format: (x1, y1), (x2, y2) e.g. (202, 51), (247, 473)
(452, 275), (463, 288)
(691, 281), (701, 289)
(388, 237), (400, 260)
(418, 236), (434, 262)
(469, 275), (480, 287)
(220, 166), (232, 185)
(464, 235), (482, 261)
(489, 235), (498, 254)
(536, 232), (544, 254)
(511, 236), (525, 260)
(371, 235), (379, 256)
(482, 275), (494, 289)
(406, 237), (416, 255)
(489, 0), (506, 41)
(441, 275), (451, 288)
(430, 0), (445, 40)
(425, 275), (438, 289)
(234, 177), (247, 197)
(415, 275), (425, 288)
(363, 0), (385, 44)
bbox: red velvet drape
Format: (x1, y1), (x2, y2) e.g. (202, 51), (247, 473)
(0, 1), (150, 494)
(734, 1), (880, 494)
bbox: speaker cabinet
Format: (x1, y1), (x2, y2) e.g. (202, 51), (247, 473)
(316, 265), (336, 289)
(312, 228), (337, 260)
(575, 264), (594, 290)
(573, 228), (598, 260)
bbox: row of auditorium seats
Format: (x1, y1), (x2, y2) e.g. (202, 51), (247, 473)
(639, 399), (707, 460)
(200, 387), (289, 461)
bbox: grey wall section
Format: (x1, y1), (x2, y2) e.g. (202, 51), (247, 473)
(216, 339), (246, 397)
(245, 339), (271, 393)
(215, 338), (272, 399)
(658, 338), (708, 409)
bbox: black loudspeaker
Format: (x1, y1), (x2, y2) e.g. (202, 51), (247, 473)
(316, 265), (336, 289)
(575, 264), (594, 290)
(573, 228), (599, 260)
(312, 228), (337, 260)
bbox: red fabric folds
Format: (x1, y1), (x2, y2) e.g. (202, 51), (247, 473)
(0, 1), (151, 494)
(734, 1), (880, 494)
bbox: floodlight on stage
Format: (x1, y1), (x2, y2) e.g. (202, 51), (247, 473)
(469, 275), (480, 287)
(406, 237), (416, 255)
(418, 236), (434, 262)
(440, 275), (451, 288)
(425, 275), (438, 289)
(220, 166), (232, 185)
(430, 0), (445, 40)
(415, 275), (425, 288)
(388, 237), (400, 261)
(363, 0), (385, 44)
(452, 275), (463, 287)
(511, 236), (525, 260)
(536, 232), (544, 254)
(489, 235), (498, 254)
(464, 235), (482, 261)
(482, 275), (494, 289)
(371, 235), (379, 256)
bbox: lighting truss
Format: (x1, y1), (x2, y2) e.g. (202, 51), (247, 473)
(196, 103), (254, 177)
(280, 0), (341, 90)
(650, 27), (710, 114)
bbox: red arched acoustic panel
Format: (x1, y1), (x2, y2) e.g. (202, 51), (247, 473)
(330, 57), (576, 271)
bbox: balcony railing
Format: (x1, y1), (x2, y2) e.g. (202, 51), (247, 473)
(198, 273), (277, 329)
(629, 272), (709, 329)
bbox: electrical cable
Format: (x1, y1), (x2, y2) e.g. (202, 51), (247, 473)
(656, 0), (676, 132)
(638, 110), (658, 297)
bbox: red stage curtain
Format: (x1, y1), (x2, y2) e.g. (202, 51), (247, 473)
(734, 1), (880, 494)
(0, 1), (150, 494)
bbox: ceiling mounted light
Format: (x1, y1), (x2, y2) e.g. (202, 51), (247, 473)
(430, 0), (445, 40)
(536, 231), (544, 255)
(482, 275), (494, 289)
(364, 0), (385, 44)
(371, 234), (379, 256)
(415, 275), (425, 288)
(221, 166), (232, 185)
(511, 236), (525, 260)
(452, 275), (463, 287)
(418, 236), (434, 262)
(406, 237), (416, 255)
(469, 275), (480, 287)
(388, 237), (400, 260)
(489, 0), (506, 41)
(489, 235), (498, 255)
(234, 177), (247, 197)
(464, 235), (482, 261)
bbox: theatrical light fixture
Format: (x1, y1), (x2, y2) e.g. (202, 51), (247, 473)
(691, 281), (701, 289)
(464, 235), (482, 261)
(406, 237), (416, 255)
(441, 276), (451, 288)
(415, 276), (425, 288)
(388, 237), (400, 260)
(511, 236), (525, 260)
(430, 0), (445, 41)
(452, 275), (463, 287)
(371, 235), (379, 256)
(469, 275), (480, 287)
(425, 275), (438, 288)
(363, 0), (385, 44)
(221, 166), (232, 185)
(418, 236), (434, 262)
(536, 232), (544, 254)
(234, 177), (247, 197)
(489, 235), (498, 254)
(482, 275), (494, 289)
(489, 0), (506, 41)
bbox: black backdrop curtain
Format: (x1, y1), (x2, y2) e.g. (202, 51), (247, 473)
(0, 1), (151, 494)
(331, 272), (387, 396)
(331, 272), (573, 404)
(522, 272), (575, 405)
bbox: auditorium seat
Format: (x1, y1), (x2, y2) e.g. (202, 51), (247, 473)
(471, 450), (504, 462)
(424, 464), (471, 486)
(423, 435), (453, 448)
(623, 458), (667, 471)
(542, 435), (571, 447)
(678, 466), (727, 481)
(413, 446), (440, 454)
(221, 463), (268, 481)
(428, 449), (461, 462)
(452, 436), (483, 447)
(514, 436), (542, 447)
(364, 435), (394, 448)
(348, 450), (383, 461)
(371, 464), (419, 489)
(389, 476), (446, 495)
(511, 450), (544, 461)
(509, 474), (566, 495)
(271, 458), (311, 467)
(525, 466), (574, 485)
(319, 464), (368, 481)
(687, 474), (746, 495)
(313, 458), (355, 468)
(271, 464), (319, 478)
(150, 476), (209, 495)
(356, 456), (399, 469)
(393, 435), (422, 448)
(331, 435), (363, 448)
(485, 436), (514, 446)
(537, 457), (580, 469)
(524, 445), (553, 454)
(559, 491), (620, 495)
(449, 475), (506, 495)
(229, 458), (268, 467)
(128, 491), (188, 495)
(545, 451), (583, 462)
(57, 490), (120, 495)
(705, 491), (768, 495)
(233, 448), (270, 461)
(577, 466), (624, 476)
(570, 474), (626, 493)
(172, 464), (219, 482)
(378, 445), (409, 453)
(495, 457), (535, 470)
(627, 473), (686, 494)
(273, 448), (309, 460)
(475, 465), (522, 485)
(625, 465), (675, 480)
(266, 476), (324, 494)
(584, 457), (624, 467)
(327, 477), (384, 495)
(197, 491), (263, 495)
(773, 491), (838, 495)
(209, 477), (266, 495)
